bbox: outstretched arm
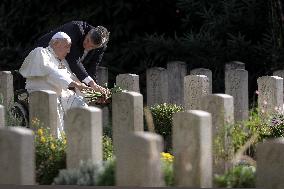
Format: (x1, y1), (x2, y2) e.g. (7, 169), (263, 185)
(83, 45), (107, 80)
(66, 46), (89, 82)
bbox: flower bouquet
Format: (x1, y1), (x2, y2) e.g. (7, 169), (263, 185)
(81, 84), (123, 107)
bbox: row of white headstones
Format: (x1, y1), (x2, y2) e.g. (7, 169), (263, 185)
(0, 61), (283, 188)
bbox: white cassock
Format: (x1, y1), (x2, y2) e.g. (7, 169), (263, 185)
(19, 46), (87, 137)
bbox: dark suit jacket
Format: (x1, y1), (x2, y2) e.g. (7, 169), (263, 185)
(33, 20), (106, 82)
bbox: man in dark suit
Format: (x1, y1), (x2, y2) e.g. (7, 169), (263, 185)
(33, 21), (110, 94)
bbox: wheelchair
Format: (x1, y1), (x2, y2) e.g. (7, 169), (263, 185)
(11, 70), (29, 127)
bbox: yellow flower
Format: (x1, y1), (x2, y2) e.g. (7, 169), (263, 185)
(37, 128), (43, 136)
(50, 143), (56, 151)
(40, 136), (46, 143)
(161, 152), (174, 162)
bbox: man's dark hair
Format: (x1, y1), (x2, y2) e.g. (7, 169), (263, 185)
(89, 26), (109, 46)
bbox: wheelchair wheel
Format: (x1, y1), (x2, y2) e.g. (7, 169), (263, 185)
(11, 102), (29, 127)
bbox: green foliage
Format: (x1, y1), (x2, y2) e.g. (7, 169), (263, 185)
(116, 0), (283, 96)
(228, 124), (250, 160)
(96, 158), (115, 186)
(216, 108), (284, 172)
(259, 113), (284, 139)
(98, 153), (175, 186)
(214, 122), (235, 162)
(32, 118), (66, 185)
(0, 0), (178, 72)
(83, 84), (123, 105)
(240, 109), (284, 142)
(149, 103), (183, 151)
(219, 110), (260, 157)
(150, 103), (183, 137)
(54, 153), (174, 186)
(103, 135), (113, 161)
(109, 84), (123, 94)
(54, 159), (115, 186)
(160, 152), (174, 186)
(214, 165), (256, 188)
(53, 160), (99, 185)
(32, 117), (113, 184)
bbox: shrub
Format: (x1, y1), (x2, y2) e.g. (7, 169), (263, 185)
(32, 117), (114, 184)
(259, 113), (284, 139)
(96, 158), (115, 186)
(214, 107), (284, 179)
(149, 103), (183, 151)
(54, 152), (174, 186)
(217, 107), (284, 161)
(53, 160), (99, 185)
(103, 135), (113, 161)
(238, 109), (284, 145)
(214, 164), (256, 188)
(50, 136), (113, 186)
(54, 159), (114, 186)
(160, 152), (174, 186)
(32, 118), (66, 185)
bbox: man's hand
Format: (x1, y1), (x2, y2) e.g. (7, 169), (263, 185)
(88, 80), (110, 96)
(69, 81), (92, 91)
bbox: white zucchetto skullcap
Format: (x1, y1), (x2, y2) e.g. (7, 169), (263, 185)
(51, 32), (71, 43)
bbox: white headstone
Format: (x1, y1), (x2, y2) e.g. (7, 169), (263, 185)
(65, 106), (102, 169)
(0, 71), (14, 108)
(191, 68), (212, 93)
(173, 110), (212, 187)
(167, 61), (187, 106)
(96, 66), (108, 87)
(184, 75), (209, 110)
(116, 73), (140, 92)
(0, 127), (35, 184)
(257, 138), (284, 189)
(0, 105), (5, 127)
(29, 90), (58, 137)
(257, 76), (283, 115)
(201, 94), (234, 175)
(225, 69), (248, 122)
(273, 70), (284, 101)
(146, 67), (168, 106)
(116, 132), (164, 186)
(225, 61), (245, 71)
(112, 91), (144, 155)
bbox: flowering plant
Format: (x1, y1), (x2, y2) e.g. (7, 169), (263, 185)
(32, 117), (114, 184)
(149, 103), (183, 151)
(160, 152), (174, 186)
(160, 152), (174, 162)
(82, 84), (123, 106)
(32, 117), (66, 184)
(214, 164), (256, 187)
(261, 113), (284, 138)
(54, 152), (174, 186)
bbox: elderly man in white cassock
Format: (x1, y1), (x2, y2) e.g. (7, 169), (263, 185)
(19, 31), (92, 137)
